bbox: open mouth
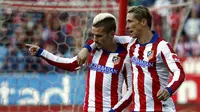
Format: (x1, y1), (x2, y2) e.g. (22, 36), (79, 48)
(129, 30), (133, 34)
(95, 43), (100, 47)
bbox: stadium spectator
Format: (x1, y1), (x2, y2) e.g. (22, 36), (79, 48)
(59, 11), (73, 35)
(184, 7), (200, 40)
(168, 7), (183, 46)
(176, 34), (191, 58)
(128, 0), (142, 6)
(80, 5), (186, 112)
(128, 0), (155, 7)
(154, 0), (171, 17)
(189, 36), (200, 57)
(26, 13), (132, 112)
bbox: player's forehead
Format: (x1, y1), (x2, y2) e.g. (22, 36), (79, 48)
(91, 26), (105, 34)
(126, 13), (136, 21)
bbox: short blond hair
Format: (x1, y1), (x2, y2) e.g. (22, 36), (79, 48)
(92, 13), (116, 33)
(93, 13), (116, 25)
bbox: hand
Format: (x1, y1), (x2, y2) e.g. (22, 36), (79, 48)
(77, 48), (89, 65)
(25, 44), (40, 56)
(157, 89), (170, 101)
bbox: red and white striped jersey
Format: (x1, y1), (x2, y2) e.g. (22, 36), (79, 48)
(37, 43), (132, 112)
(86, 32), (185, 111)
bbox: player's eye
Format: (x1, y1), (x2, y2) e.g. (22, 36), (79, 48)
(92, 33), (103, 38)
(95, 35), (103, 38)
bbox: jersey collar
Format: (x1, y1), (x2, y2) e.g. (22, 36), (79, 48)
(137, 30), (159, 46)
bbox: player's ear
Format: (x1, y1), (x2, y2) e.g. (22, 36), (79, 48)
(141, 18), (147, 26)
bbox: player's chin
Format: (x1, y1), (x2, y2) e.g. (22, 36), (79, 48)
(129, 35), (135, 39)
(129, 32), (136, 38)
(96, 44), (101, 49)
(96, 46), (102, 50)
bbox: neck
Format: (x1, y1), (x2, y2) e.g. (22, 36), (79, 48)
(104, 40), (118, 52)
(137, 29), (153, 44)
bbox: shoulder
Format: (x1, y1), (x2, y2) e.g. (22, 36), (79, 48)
(156, 37), (169, 49)
(126, 38), (137, 50)
(157, 37), (175, 54)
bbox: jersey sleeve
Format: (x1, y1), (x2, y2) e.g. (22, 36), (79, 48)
(114, 35), (132, 44)
(112, 55), (132, 111)
(161, 43), (185, 96)
(37, 48), (80, 71)
(83, 39), (96, 52)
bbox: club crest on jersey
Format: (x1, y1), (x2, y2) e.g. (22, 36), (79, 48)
(147, 50), (154, 60)
(112, 56), (121, 65)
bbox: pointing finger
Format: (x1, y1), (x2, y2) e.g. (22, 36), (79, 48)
(25, 44), (34, 48)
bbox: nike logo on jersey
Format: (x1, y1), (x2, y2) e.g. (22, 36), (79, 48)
(89, 63), (118, 74)
(131, 57), (153, 67)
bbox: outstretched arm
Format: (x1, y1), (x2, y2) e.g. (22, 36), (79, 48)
(26, 44), (80, 71)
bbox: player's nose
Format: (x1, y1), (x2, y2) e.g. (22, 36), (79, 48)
(94, 36), (98, 43)
(126, 24), (130, 30)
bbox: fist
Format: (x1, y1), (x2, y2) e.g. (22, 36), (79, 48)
(77, 48), (89, 65)
(157, 89), (170, 101)
(25, 44), (40, 56)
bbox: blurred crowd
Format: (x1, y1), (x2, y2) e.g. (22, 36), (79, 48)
(176, 0), (200, 58)
(0, 0), (200, 73)
(0, 10), (89, 73)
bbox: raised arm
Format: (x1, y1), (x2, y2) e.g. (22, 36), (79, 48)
(110, 55), (132, 112)
(26, 44), (80, 71)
